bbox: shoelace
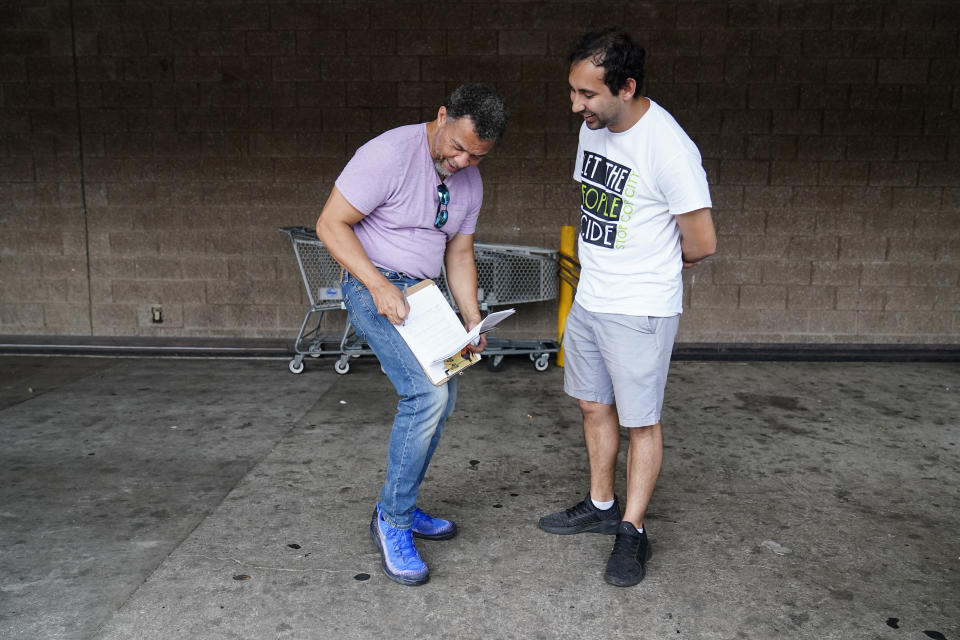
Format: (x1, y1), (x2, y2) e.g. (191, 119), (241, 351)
(610, 532), (640, 559)
(610, 535), (629, 557)
(566, 499), (595, 519)
(413, 510), (446, 532)
(389, 528), (419, 562)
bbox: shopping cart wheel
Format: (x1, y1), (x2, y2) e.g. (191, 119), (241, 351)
(334, 359), (351, 375)
(533, 353), (550, 372)
(486, 354), (505, 372)
(288, 357), (305, 375)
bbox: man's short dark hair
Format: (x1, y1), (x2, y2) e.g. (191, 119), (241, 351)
(444, 83), (510, 141)
(569, 27), (646, 99)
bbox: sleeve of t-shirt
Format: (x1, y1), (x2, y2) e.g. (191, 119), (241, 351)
(457, 173), (483, 235)
(658, 151), (712, 216)
(334, 138), (400, 215)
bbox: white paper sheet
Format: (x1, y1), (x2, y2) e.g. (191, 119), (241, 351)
(393, 280), (515, 384)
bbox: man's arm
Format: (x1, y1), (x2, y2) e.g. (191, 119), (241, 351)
(676, 207), (717, 267)
(315, 186), (408, 325)
(443, 232), (487, 353)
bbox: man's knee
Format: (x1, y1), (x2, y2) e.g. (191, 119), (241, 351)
(628, 421), (662, 440)
(419, 383), (452, 418)
(578, 398), (616, 417)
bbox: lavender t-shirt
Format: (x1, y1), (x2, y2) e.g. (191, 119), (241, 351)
(335, 123), (483, 280)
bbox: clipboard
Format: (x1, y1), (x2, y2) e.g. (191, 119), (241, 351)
(393, 280), (514, 385)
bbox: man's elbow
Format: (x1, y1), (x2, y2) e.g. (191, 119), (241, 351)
(696, 243), (718, 263)
(683, 238), (717, 264)
(702, 237), (718, 259)
(315, 213), (330, 243)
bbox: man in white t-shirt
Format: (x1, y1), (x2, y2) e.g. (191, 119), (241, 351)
(539, 27), (717, 587)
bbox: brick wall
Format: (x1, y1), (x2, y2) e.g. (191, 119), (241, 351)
(1, 0), (958, 344)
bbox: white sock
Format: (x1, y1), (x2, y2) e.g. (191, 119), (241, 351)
(591, 497), (615, 511)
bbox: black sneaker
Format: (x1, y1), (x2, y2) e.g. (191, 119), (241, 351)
(538, 493), (621, 535)
(604, 521), (652, 587)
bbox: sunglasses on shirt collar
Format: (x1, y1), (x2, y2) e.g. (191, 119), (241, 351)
(435, 183), (450, 228)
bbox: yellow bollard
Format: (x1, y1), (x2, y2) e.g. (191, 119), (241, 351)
(556, 225), (577, 368)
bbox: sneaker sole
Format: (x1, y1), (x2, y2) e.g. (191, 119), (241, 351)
(369, 518), (430, 587)
(412, 524), (457, 541)
(538, 518), (621, 535)
(603, 544), (653, 587)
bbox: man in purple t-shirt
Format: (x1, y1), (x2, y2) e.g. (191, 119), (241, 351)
(316, 84), (508, 586)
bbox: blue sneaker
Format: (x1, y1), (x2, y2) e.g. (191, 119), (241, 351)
(369, 505), (429, 586)
(412, 507), (457, 540)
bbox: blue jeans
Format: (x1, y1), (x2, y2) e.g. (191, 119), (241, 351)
(341, 269), (458, 530)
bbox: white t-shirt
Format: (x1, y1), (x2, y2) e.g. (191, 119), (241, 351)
(572, 99), (711, 316)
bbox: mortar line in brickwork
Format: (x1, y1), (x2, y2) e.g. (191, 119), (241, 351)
(68, 0), (94, 335)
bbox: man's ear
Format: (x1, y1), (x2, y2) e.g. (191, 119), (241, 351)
(620, 78), (638, 101)
(436, 105), (447, 126)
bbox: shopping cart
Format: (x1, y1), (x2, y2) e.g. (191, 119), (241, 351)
(436, 243), (560, 372)
(278, 226), (373, 375)
(280, 227), (560, 374)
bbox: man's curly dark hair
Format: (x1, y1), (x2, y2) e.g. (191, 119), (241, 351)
(569, 27), (646, 99)
(443, 83), (510, 141)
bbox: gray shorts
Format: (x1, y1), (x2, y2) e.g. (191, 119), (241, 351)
(562, 301), (679, 427)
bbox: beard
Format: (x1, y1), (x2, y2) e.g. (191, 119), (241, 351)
(434, 158), (453, 177)
(434, 156), (460, 177)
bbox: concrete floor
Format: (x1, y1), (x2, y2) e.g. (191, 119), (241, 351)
(0, 354), (957, 640)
